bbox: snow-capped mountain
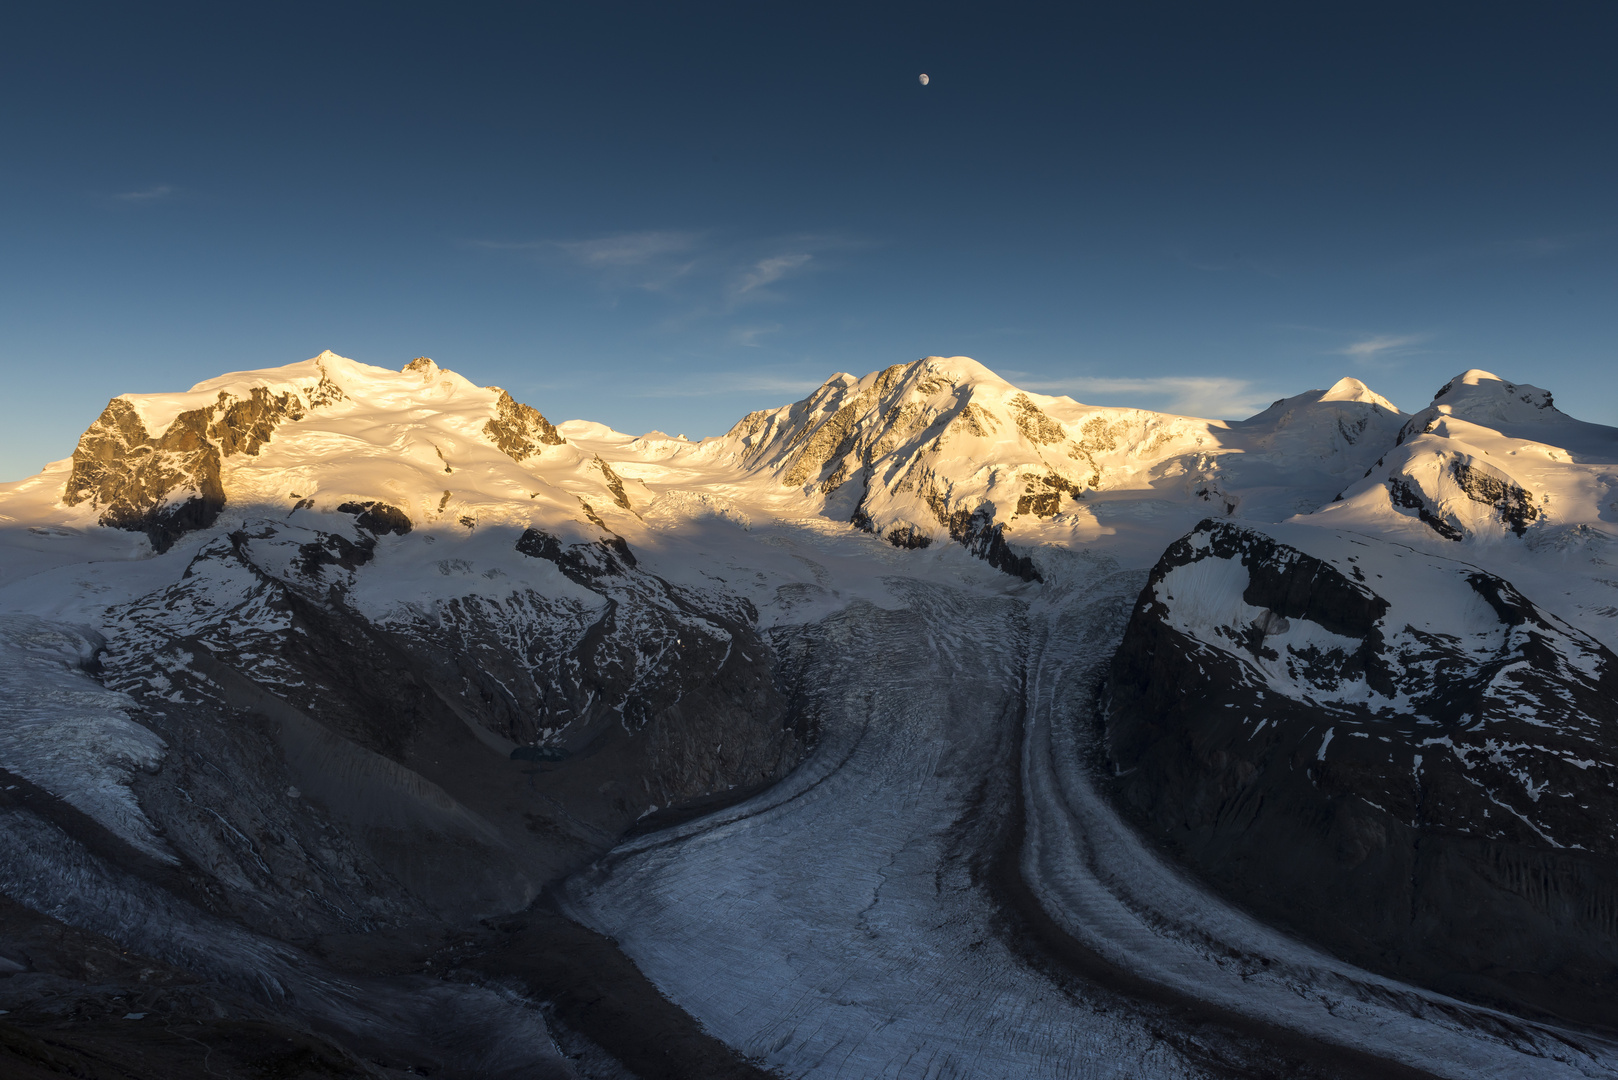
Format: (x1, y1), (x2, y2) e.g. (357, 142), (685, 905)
(2, 350), (1407, 590)
(2, 350), (1617, 1079)
(23, 352), (603, 554)
(707, 355), (1403, 576)
(1331, 369), (1617, 541)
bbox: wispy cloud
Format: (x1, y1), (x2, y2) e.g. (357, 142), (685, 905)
(555, 230), (703, 267)
(470, 228), (867, 326)
(729, 323), (783, 347)
(1021, 376), (1274, 418)
(113, 184), (175, 202)
(470, 229), (701, 262)
(1333, 332), (1430, 365)
(731, 253), (812, 298)
(468, 230), (704, 291)
(1398, 228), (1609, 271)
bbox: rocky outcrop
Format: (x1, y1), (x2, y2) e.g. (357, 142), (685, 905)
(1387, 475), (1464, 540)
(335, 500), (413, 536)
(484, 390), (564, 462)
(515, 526), (636, 584)
(207, 386), (306, 456)
(1450, 459), (1539, 535)
(63, 384), (323, 552)
(1009, 393), (1066, 445)
(593, 455), (633, 510)
(62, 399), (226, 553)
(1014, 471), (1084, 518)
(1102, 519), (1618, 1027)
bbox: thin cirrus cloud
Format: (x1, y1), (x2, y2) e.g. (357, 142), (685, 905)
(471, 230), (825, 305)
(112, 184), (175, 202)
(1020, 375), (1275, 419)
(1333, 333), (1430, 365)
(468, 230), (703, 292)
(469, 230), (701, 264)
(730, 253), (813, 299)
(475, 230), (853, 281)
(729, 324), (783, 347)
(1400, 229), (1606, 270)
(471, 229), (862, 335)
(554, 230), (703, 268)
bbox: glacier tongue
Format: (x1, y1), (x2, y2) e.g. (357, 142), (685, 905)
(564, 580), (1201, 1080)
(0, 613), (172, 862)
(565, 567), (1618, 1079)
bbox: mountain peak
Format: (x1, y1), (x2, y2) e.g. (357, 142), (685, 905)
(911, 354), (1008, 386)
(1430, 368), (1560, 422)
(1320, 377), (1398, 411)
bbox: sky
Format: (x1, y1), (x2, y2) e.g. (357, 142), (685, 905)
(2, 1), (1615, 480)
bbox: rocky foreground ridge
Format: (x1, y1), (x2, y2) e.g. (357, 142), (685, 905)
(1104, 518), (1618, 1025)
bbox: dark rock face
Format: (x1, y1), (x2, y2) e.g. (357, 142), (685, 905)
(484, 390), (564, 461)
(1450, 459), (1539, 535)
(1383, 457), (1540, 542)
(1015, 472), (1083, 518)
(1103, 519), (1618, 1027)
(63, 400), (226, 553)
(336, 500), (413, 536)
(1388, 476), (1463, 540)
(963, 513), (1041, 582)
(1008, 393), (1066, 445)
(884, 524), (932, 549)
(925, 499), (1041, 582)
(593, 455), (632, 510)
(206, 387), (305, 457)
(63, 385), (323, 552)
(516, 526), (636, 583)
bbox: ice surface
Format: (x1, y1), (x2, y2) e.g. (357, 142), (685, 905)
(0, 613), (172, 861)
(565, 565), (1618, 1078)
(565, 580), (1202, 1079)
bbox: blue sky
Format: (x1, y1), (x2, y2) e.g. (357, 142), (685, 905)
(2, 2), (1615, 480)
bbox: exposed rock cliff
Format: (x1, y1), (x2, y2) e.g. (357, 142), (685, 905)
(61, 384), (309, 552)
(485, 389), (566, 462)
(1103, 518), (1618, 1026)
(60, 364), (330, 551)
(62, 397), (227, 552)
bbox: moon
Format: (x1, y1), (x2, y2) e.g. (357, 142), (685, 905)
(918, 73), (929, 86)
